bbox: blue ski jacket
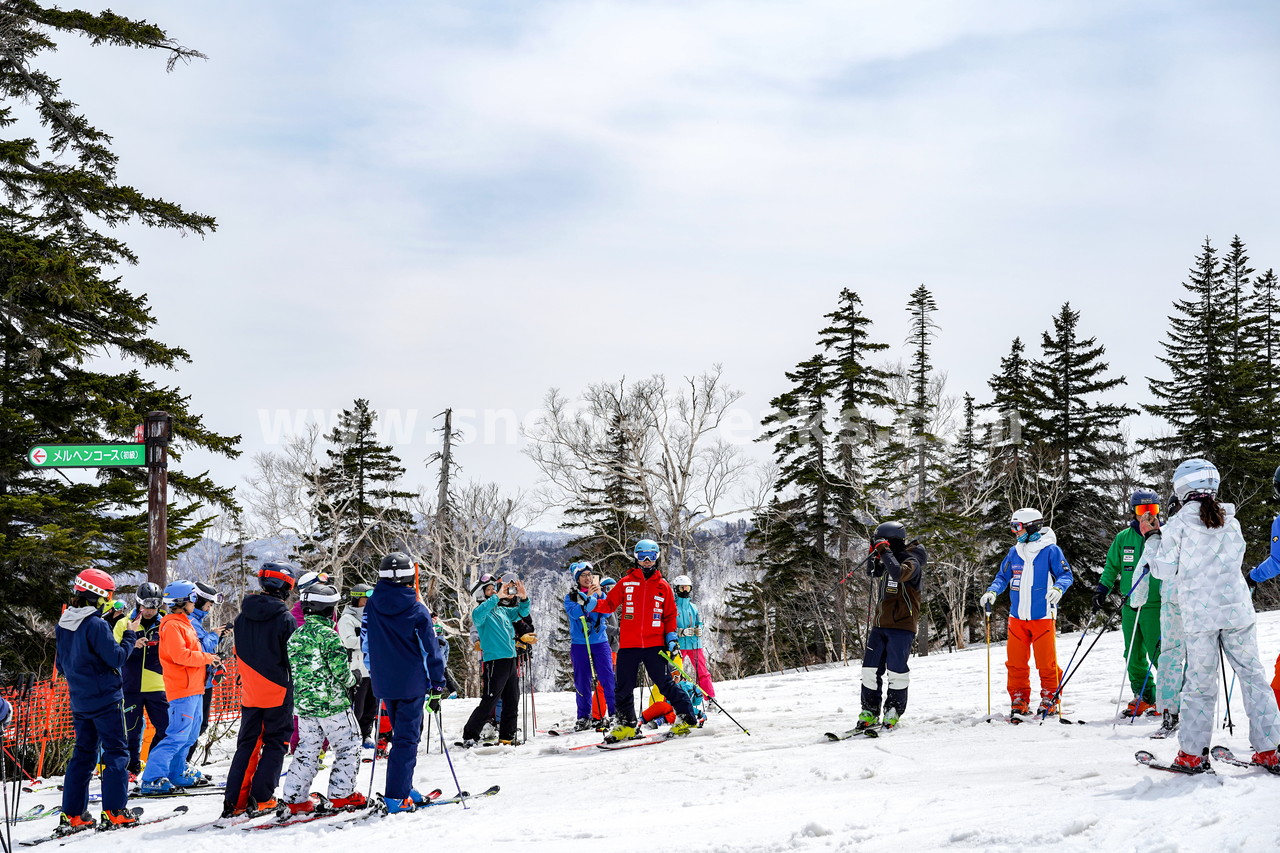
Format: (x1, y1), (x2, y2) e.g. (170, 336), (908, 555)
(366, 581), (446, 699)
(1249, 515), (1280, 584)
(987, 528), (1074, 621)
(55, 606), (136, 715)
(675, 597), (703, 650)
(190, 607), (220, 688)
(564, 590), (608, 645)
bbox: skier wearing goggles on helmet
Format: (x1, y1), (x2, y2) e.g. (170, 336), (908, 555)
(187, 582), (230, 764)
(1144, 459), (1280, 774)
(980, 508), (1073, 719)
(588, 540), (699, 743)
(115, 582), (168, 777)
(1096, 490), (1164, 721)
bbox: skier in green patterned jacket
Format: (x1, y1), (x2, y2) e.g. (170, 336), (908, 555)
(1094, 488), (1164, 717)
(280, 584), (367, 815)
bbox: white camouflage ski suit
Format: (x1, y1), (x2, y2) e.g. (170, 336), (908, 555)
(1148, 502), (1280, 756)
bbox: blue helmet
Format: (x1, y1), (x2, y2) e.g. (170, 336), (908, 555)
(600, 577), (617, 591)
(1172, 458), (1220, 501)
(634, 539), (659, 561)
(1129, 489), (1160, 511)
(162, 580), (198, 609)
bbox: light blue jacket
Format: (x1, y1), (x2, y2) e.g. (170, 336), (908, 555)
(564, 591), (608, 645)
(473, 595), (531, 662)
(987, 528), (1074, 621)
(1249, 515), (1280, 584)
(190, 608), (220, 689)
(675, 597), (703, 650)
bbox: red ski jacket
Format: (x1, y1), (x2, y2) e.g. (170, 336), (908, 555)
(588, 566), (678, 649)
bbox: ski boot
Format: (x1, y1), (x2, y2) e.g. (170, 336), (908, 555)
(1172, 749), (1212, 774)
(329, 791), (368, 811)
(882, 707), (901, 730)
(1122, 697), (1156, 718)
(100, 809), (139, 829)
(408, 789), (432, 806)
(574, 717), (593, 732)
(137, 776), (180, 795)
(604, 720), (639, 743)
(381, 795), (416, 814)
(280, 799), (316, 817)
(1036, 691), (1059, 718)
(499, 739), (518, 746)
(1251, 748), (1280, 769)
(55, 812), (96, 837)
(247, 797), (278, 817)
(855, 710), (879, 731)
(668, 714), (697, 737)
(174, 767), (209, 788)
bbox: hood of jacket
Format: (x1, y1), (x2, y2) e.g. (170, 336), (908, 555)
(58, 606), (99, 632)
(372, 581), (417, 616)
(241, 592), (290, 622)
(1014, 526), (1058, 563)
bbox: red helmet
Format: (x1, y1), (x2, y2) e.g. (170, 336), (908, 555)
(73, 569), (115, 598)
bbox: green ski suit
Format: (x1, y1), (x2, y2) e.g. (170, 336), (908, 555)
(1101, 524), (1162, 704)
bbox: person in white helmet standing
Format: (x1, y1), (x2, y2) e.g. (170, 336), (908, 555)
(980, 508), (1074, 719)
(1145, 458), (1280, 773)
(671, 574), (715, 702)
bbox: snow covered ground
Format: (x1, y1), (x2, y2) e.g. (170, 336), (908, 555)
(15, 611), (1280, 853)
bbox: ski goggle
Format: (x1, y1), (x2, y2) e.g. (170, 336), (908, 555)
(636, 551), (659, 563)
(350, 589), (373, 598)
(1133, 504), (1160, 516)
(138, 597), (162, 609)
(195, 590), (224, 605)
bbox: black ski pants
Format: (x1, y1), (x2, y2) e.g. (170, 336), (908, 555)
(463, 656), (519, 741)
(614, 646), (695, 724)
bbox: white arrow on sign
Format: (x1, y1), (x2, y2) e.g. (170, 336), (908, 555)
(31, 448), (47, 465)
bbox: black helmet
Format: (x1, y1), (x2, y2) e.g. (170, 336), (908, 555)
(1129, 489), (1160, 512)
(301, 584), (340, 615)
(1273, 465), (1280, 501)
(136, 582), (163, 610)
(873, 521), (907, 547)
(258, 562), (297, 595)
(379, 552), (416, 585)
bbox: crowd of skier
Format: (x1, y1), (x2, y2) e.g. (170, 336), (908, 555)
(9, 454), (1280, 837)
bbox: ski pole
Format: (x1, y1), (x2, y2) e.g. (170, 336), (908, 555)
(984, 601), (992, 718)
(425, 711), (432, 755)
(1222, 670), (1237, 729)
(1218, 637), (1234, 735)
(435, 710), (468, 810)
(1039, 612), (1112, 723)
(365, 700), (382, 801)
(580, 617), (602, 720)
(1111, 602), (1144, 731)
(660, 651), (749, 735)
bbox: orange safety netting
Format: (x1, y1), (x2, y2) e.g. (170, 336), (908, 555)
(0, 659), (245, 777)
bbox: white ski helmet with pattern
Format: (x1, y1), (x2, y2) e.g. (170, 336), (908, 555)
(1173, 458), (1220, 501)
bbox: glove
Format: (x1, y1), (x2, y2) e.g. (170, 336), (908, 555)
(1046, 587), (1063, 606)
(979, 591), (996, 610)
(870, 539), (891, 556)
(519, 633), (538, 646)
(426, 692), (443, 713)
(665, 632), (679, 655)
(1091, 583), (1110, 613)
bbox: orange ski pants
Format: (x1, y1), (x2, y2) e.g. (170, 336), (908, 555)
(1006, 617), (1062, 705)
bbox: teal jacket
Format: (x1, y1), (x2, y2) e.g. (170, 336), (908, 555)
(473, 595), (531, 662)
(675, 597), (703, 650)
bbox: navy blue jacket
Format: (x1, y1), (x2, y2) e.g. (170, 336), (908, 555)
(55, 606), (136, 715)
(366, 581), (445, 699)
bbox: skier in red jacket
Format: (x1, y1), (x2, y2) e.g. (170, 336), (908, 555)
(588, 539), (697, 742)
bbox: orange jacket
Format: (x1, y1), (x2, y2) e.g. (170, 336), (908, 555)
(158, 612), (216, 700)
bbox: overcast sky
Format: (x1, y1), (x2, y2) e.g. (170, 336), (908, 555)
(40, 0), (1280, 527)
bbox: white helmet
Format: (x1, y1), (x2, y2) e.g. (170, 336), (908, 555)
(670, 575), (693, 588)
(1173, 458), (1220, 501)
(1010, 508), (1043, 536)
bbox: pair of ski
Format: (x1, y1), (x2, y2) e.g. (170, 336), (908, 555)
(6, 805), (56, 824)
(124, 784), (223, 800)
(597, 728), (699, 751)
(1136, 746), (1280, 776)
(19, 806), (189, 846)
(825, 724), (889, 741)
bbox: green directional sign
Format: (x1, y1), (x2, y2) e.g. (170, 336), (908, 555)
(28, 443), (146, 469)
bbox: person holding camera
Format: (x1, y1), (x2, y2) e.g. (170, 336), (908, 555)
(857, 521), (927, 731)
(460, 576), (530, 747)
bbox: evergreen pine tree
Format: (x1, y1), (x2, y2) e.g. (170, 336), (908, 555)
(0, 7), (234, 671)
(305, 399), (415, 583)
(816, 288), (892, 657)
(1026, 303), (1134, 578)
(562, 410), (648, 578)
